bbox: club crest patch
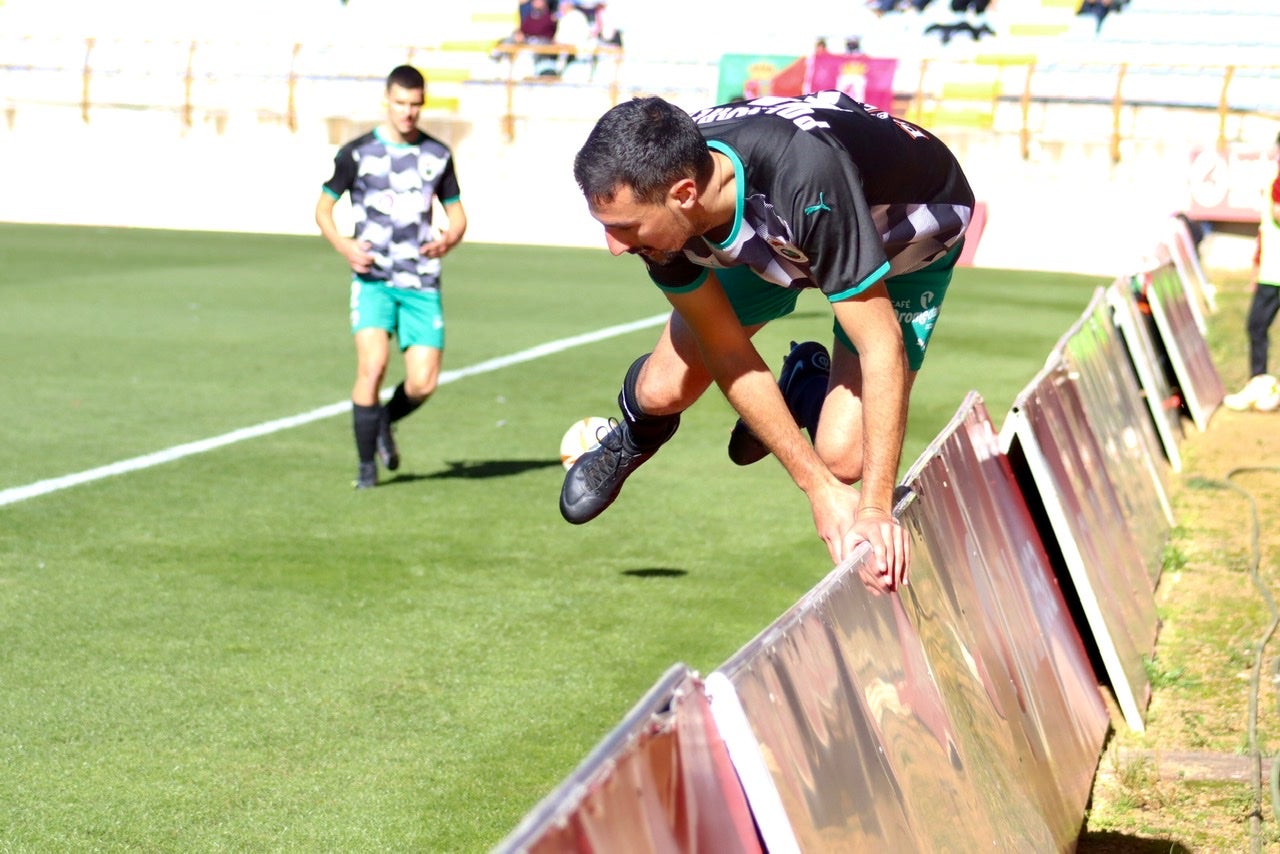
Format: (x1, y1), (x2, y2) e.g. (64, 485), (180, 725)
(766, 236), (808, 263)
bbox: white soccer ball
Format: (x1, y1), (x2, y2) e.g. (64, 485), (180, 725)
(560, 416), (613, 470)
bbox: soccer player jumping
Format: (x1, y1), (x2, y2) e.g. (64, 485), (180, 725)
(560, 92), (974, 591)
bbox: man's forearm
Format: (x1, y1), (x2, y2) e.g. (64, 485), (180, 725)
(855, 347), (907, 517)
(716, 357), (840, 497)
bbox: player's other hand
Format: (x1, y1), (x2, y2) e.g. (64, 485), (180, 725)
(851, 510), (910, 595)
(421, 236), (455, 259)
(344, 240), (374, 274)
(811, 480), (862, 566)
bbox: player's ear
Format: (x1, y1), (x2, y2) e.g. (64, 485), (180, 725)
(668, 177), (699, 210)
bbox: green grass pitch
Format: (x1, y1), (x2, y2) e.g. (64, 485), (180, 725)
(0, 223), (1104, 850)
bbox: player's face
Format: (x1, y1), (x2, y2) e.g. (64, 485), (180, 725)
(590, 185), (694, 264)
(384, 83), (425, 142)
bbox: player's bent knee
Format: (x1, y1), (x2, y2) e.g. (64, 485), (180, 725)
(818, 441), (864, 485)
(404, 378), (438, 400)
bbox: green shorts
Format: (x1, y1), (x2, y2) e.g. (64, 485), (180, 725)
(716, 240), (961, 371)
(350, 279), (444, 350)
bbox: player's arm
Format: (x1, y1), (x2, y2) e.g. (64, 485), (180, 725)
(831, 284), (910, 588)
(665, 277), (864, 566)
(423, 198), (467, 259)
(314, 191), (373, 274)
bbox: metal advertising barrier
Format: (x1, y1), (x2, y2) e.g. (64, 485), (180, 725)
(1053, 288), (1174, 588)
(1165, 215), (1217, 319)
(1107, 280), (1185, 473)
(999, 358), (1159, 733)
(1139, 243), (1226, 433)
(709, 394), (1107, 851)
(896, 393), (1109, 835)
(494, 665), (761, 853)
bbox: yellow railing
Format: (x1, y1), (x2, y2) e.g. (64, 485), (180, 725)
(2, 35), (1275, 158)
(1, 35), (623, 140)
(488, 42), (625, 142)
(904, 54), (1279, 162)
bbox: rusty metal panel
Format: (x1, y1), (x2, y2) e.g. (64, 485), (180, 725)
(1000, 361), (1159, 732)
(713, 395), (1109, 851)
(496, 665), (762, 854)
(1107, 280), (1184, 473)
(1055, 288), (1173, 588)
(1141, 246), (1226, 432)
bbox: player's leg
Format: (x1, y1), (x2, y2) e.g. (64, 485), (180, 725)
(812, 348), (920, 484)
(814, 241), (959, 482)
(628, 308), (718, 421)
(560, 267), (793, 524)
(1247, 283), (1280, 379)
(378, 288), (446, 470)
(352, 327), (392, 489)
(559, 310), (720, 524)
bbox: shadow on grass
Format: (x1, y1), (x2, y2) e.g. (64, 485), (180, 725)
(1077, 831), (1190, 853)
(388, 459), (565, 481)
(622, 568), (687, 578)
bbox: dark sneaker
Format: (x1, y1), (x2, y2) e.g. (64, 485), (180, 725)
(560, 417), (675, 524)
(376, 410), (400, 471)
(354, 461), (378, 489)
(727, 340), (831, 466)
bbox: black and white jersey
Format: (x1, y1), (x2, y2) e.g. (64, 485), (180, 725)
(322, 128), (461, 290)
(645, 91), (974, 302)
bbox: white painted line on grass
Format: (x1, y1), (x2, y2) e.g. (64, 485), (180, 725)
(0, 313), (670, 508)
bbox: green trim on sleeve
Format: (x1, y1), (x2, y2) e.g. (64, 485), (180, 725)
(322, 186), (341, 200)
(654, 266), (710, 294)
(705, 140), (745, 250)
(826, 260), (890, 302)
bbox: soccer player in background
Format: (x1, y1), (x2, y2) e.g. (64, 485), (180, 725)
(560, 92), (974, 591)
(315, 65), (468, 488)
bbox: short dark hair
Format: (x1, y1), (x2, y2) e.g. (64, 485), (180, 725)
(386, 65), (425, 91)
(573, 97), (714, 206)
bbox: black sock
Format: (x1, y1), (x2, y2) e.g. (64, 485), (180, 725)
(617, 354), (680, 449)
(352, 403), (381, 464)
(385, 382), (425, 424)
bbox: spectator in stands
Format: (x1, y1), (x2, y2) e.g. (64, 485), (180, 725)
(576, 0), (624, 47)
(925, 0), (996, 45)
(494, 0), (561, 75)
(314, 65), (468, 488)
(1077, 0), (1125, 34)
(559, 92), (974, 590)
(516, 0), (559, 43)
(1224, 132), (1280, 412)
(572, 0), (604, 38)
(555, 0), (595, 74)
